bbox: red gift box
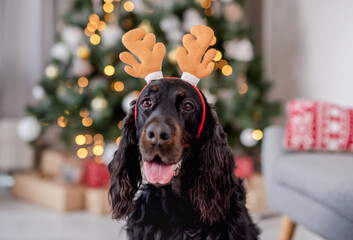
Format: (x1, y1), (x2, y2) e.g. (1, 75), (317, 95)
(234, 156), (254, 179)
(82, 159), (110, 188)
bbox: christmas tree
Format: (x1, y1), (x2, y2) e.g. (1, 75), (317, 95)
(23, 0), (280, 166)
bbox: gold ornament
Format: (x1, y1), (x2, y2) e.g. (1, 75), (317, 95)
(138, 20), (154, 33)
(90, 34), (101, 45)
(213, 51), (222, 62)
(222, 65), (233, 76)
(57, 116), (68, 128)
(168, 49), (177, 64)
(75, 134), (86, 145)
(93, 145), (104, 156)
(218, 59), (228, 69)
(252, 129), (263, 140)
(104, 65), (115, 76)
(103, 2), (114, 13)
(82, 117), (93, 127)
(89, 14), (100, 23)
(98, 21), (107, 32)
(79, 108), (89, 118)
(77, 148), (88, 159)
(78, 77), (89, 88)
(204, 7), (214, 16)
(124, 1), (134, 12)
(237, 73), (248, 94)
(253, 111), (263, 121)
(111, 81), (124, 92)
(77, 45), (91, 59)
(104, 13), (115, 22)
(210, 36), (217, 46)
(94, 133), (104, 141)
(118, 120), (123, 129)
(201, 0), (211, 9)
(85, 134), (93, 144)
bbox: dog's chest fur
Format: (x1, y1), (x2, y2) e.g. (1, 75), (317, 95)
(125, 184), (258, 240)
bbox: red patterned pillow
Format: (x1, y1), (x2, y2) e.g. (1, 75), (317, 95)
(284, 99), (353, 151)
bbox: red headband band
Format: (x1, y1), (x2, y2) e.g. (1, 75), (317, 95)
(134, 78), (206, 139)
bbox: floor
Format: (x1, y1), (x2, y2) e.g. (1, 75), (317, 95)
(0, 188), (324, 240)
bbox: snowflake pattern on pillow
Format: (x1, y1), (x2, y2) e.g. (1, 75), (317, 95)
(284, 99), (353, 151)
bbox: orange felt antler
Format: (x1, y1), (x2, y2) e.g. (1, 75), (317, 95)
(119, 28), (166, 81)
(176, 25), (216, 84)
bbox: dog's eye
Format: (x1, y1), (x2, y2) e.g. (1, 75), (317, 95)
(141, 99), (153, 108)
(182, 102), (194, 111)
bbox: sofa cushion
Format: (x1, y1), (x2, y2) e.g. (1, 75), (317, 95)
(275, 152), (353, 222)
(284, 99), (353, 152)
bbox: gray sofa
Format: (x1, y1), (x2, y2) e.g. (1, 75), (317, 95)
(262, 126), (353, 240)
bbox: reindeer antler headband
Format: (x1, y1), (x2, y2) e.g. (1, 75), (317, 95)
(119, 25), (216, 138)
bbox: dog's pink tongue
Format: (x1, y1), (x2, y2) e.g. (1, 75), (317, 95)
(144, 161), (175, 184)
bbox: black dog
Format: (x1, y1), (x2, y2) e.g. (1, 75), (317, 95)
(108, 78), (259, 239)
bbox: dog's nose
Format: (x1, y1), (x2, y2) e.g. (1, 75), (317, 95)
(146, 122), (172, 146)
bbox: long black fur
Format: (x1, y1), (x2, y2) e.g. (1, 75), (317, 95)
(109, 79), (259, 239)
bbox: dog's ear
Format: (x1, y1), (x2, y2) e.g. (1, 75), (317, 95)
(190, 103), (236, 223)
(108, 102), (141, 219)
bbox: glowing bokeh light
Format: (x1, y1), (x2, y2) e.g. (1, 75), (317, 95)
(252, 129), (263, 140)
(124, 1), (135, 12)
(82, 117), (93, 127)
(90, 34), (101, 45)
(79, 108), (89, 118)
(221, 65), (233, 76)
(93, 145), (104, 156)
(104, 65), (115, 76)
(57, 116), (68, 128)
(112, 81), (124, 92)
(103, 3), (114, 13)
(75, 134), (86, 145)
(77, 148), (88, 159)
(213, 51), (222, 62)
(78, 77), (89, 87)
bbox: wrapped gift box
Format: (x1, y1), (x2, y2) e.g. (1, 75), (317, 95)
(0, 118), (34, 171)
(245, 174), (269, 214)
(40, 150), (83, 183)
(84, 187), (111, 215)
(13, 172), (84, 212)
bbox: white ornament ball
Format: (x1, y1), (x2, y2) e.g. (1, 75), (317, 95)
(61, 26), (84, 53)
(32, 85), (45, 101)
(166, 30), (184, 44)
(50, 42), (70, 62)
(182, 8), (205, 32)
(101, 24), (122, 49)
(160, 15), (181, 33)
(73, 57), (93, 76)
(91, 95), (108, 112)
(102, 143), (118, 165)
(240, 128), (258, 147)
(224, 2), (243, 23)
(224, 39), (254, 62)
(17, 116), (41, 142)
(122, 91), (139, 113)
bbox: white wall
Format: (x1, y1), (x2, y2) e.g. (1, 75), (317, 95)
(263, 0), (353, 117)
(0, 0), (72, 118)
